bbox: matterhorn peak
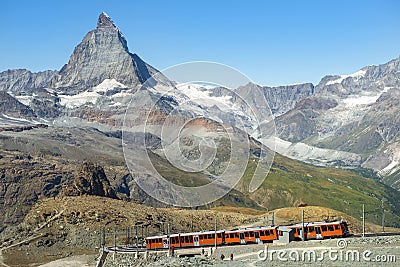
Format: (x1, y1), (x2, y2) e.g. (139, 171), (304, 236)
(97, 12), (117, 29)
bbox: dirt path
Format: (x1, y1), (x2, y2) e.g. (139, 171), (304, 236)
(0, 250), (10, 267)
(38, 255), (95, 267)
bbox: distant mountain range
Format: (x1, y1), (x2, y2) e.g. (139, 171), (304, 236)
(1, 12), (400, 231)
(1, 13), (398, 190)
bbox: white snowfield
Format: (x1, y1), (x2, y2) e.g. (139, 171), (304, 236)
(342, 86), (392, 108)
(260, 136), (361, 167)
(379, 146), (400, 176)
(59, 79), (129, 108)
(176, 83), (233, 112)
(93, 78), (127, 92)
(326, 69), (367, 85)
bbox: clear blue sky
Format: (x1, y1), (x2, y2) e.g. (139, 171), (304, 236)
(1, 0), (399, 86)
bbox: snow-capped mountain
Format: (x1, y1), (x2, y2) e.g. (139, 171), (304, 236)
(0, 12), (399, 190)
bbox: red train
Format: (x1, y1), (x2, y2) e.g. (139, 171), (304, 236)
(289, 220), (349, 240)
(146, 220), (349, 249)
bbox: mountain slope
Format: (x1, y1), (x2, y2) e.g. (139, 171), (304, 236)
(51, 12), (160, 93)
(0, 69), (57, 94)
(267, 56), (400, 186)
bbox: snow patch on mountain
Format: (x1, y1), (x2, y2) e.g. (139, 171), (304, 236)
(93, 79), (127, 92)
(326, 69), (367, 85)
(15, 95), (33, 106)
(342, 86), (392, 107)
(379, 149), (400, 176)
(58, 79), (131, 108)
(59, 91), (100, 108)
(260, 136), (361, 167)
(177, 83), (232, 112)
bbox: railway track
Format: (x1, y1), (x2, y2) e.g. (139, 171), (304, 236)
(350, 232), (400, 238)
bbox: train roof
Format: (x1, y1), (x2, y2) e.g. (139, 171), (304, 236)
(146, 230), (224, 239)
(288, 220), (346, 228)
(145, 220), (347, 239)
(225, 226), (277, 233)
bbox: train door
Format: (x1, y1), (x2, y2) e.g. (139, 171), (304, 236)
(255, 231), (261, 244)
(163, 238), (168, 248)
(193, 235), (200, 246)
(315, 226), (323, 239)
(239, 232), (245, 244)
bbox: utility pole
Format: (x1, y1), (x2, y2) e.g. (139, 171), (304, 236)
(301, 209), (305, 241)
(136, 224), (139, 254)
(101, 227), (105, 249)
(271, 212), (275, 226)
(113, 228), (117, 251)
(167, 223), (171, 256)
(362, 204), (365, 238)
(214, 217), (217, 249)
(381, 198), (385, 233)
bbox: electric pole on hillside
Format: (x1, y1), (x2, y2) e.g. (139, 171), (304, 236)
(381, 198), (385, 233)
(167, 223), (171, 257)
(362, 204), (365, 238)
(301, 209), (305, 242)
(136, 224), (139, 254)
(214, 217), (217, 249)
(272, 212), (275, 226)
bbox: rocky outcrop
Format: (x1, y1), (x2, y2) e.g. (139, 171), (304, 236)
(234, 82), (314, 116)
(0, 91), (36, 118)
(262, 83), (315, 115)
(62, 162), (118, 199)
(273, 97), (337, 142)
(0, 152), (74, 226)
(0, 69), (57, 94)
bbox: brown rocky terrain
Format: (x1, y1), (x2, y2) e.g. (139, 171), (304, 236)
(0, 195), (396, 267)
(62, 162), (118, 199)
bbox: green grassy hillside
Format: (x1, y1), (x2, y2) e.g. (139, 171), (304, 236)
(237, 153), (400, 227)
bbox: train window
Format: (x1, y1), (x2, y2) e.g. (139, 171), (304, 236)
(321, 226), (327, 232)
(230, 233), (234, 238)
(297, 228), (301, 235)
(328, 226), (334, 231)
(217, 233), (222, 238)
(335, 225), (340, 230)
(249, 232), (254, 237)
(279, 231), (283, 236)
(189, 236), (193, 242)
(244, 232), (249, 237)
(181, 237), (184, 243)
(255, 232), (259, 238)
(260, 231), (265, 236)
(309, 227), (314, 232)
(235, 233), (239, 238)
(212, 234), (215, 238)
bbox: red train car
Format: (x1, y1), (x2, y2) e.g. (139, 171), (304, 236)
(289, 220), (349, 240)
(225, 226), (278, 245)
(146, 230), (225, 249)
